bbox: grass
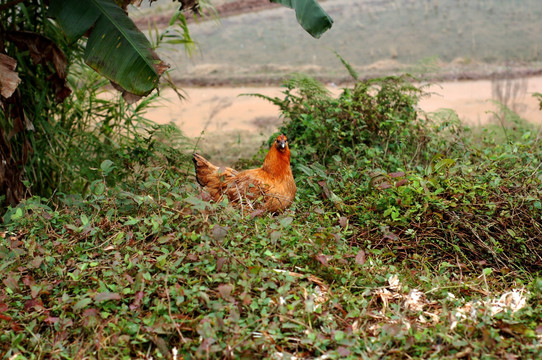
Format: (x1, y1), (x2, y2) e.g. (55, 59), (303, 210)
(1, 74), (542, 359)
(151, 0), (542, 84)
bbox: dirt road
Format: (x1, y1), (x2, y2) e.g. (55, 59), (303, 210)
(145, 76), (542, 138)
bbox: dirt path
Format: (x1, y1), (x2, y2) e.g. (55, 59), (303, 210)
(146, 76), (542, 138)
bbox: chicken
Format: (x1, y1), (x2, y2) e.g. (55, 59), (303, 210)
(192, 134), (296, 213)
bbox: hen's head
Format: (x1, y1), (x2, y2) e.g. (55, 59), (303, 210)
(274, 134), (289, 153)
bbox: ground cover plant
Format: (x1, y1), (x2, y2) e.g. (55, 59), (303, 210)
(2, 74), (542, 359)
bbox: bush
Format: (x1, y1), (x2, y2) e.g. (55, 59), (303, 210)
(259, 74), (542, 271)
(262, 74), (437, 170)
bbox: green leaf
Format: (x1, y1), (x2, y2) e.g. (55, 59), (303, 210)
(12, 207), (23, 220)
(334, 330), (345, 341)
(100, 159), (115, 174)
(279, 216), (293, 228)
(49, 0), (167, 96)
(271, 0), (333, 38)
(91, 180), (106, 195)
(48, 1), (101, 43)
(434, 158), (456, 173)
(73, 297), (93, 311)
(296, 163), (315, 176)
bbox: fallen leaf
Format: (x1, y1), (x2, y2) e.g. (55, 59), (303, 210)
(355, 250), (366, 265)
(216, 257), (227, 272)
(279, 216), (293, 228)
(43, 316), (60, 324)
(29, 256), (43, 268)
(94, 292), (121, 302)
(83, 308), (98, 317)
(212, 225), (228, 242)
(250, 209), (265, 218)
(389, 171), (405, 178)
(337, 346), (351, 357)
(318, 180), (331, 199)
(129, 291), (144, 311)
(315, 254), (330, 267)
(0, 54), (21, 98)
(383, 232), (399, 241)
(240, 291), (252, 306)
(217, 284), (234, 301)
(270, 230), (282, 242)
(3, 273), (20, 292)
(186, 253), (198, 261)
(378, 182), (392, 190)
(23, 299), (43, 311)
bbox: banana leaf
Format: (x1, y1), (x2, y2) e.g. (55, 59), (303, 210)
(49, 0), (167, 98)
(271, 0), (333, 38)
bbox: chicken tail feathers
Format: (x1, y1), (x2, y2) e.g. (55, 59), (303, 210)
(192, 153), (214, 187)
(192, 153), (238, 189)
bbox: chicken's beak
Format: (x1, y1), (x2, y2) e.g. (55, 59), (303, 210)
(279, 141), (286, 150)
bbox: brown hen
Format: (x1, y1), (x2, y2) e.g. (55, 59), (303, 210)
(192, 134), (296, 213)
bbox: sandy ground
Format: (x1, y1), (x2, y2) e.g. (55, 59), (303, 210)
(146, 76), (542, 138)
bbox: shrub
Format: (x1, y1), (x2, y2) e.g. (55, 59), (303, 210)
(259, 74), (437, 170)
(259, 74), (542, 271)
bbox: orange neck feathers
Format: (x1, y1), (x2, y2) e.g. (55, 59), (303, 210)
(262, 144), (291, 178)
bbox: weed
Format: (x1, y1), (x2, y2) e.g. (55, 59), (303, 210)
(1, 74), (542, 358)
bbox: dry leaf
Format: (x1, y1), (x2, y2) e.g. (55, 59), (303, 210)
(250, 209), (265, 218)
(217, 284), (234, 301)
(315, 254), (330, 267)
(7, 31), (70, 102)
(0, 54), (21, 98)
(212, 225), (228, 242)
(94, 292), (121, 302)
(3, 273), (20, 292)
(216, 257), (227, 272)
(355, 249), (366, 265)
(389, 171), (405, 178)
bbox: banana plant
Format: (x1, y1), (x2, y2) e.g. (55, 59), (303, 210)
(48, 0), (168, 101)
(48, 0), (333, 101)
(271, 0), (333, 39)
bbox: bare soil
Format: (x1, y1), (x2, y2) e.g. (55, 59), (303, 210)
(147, 76), (542, 138)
